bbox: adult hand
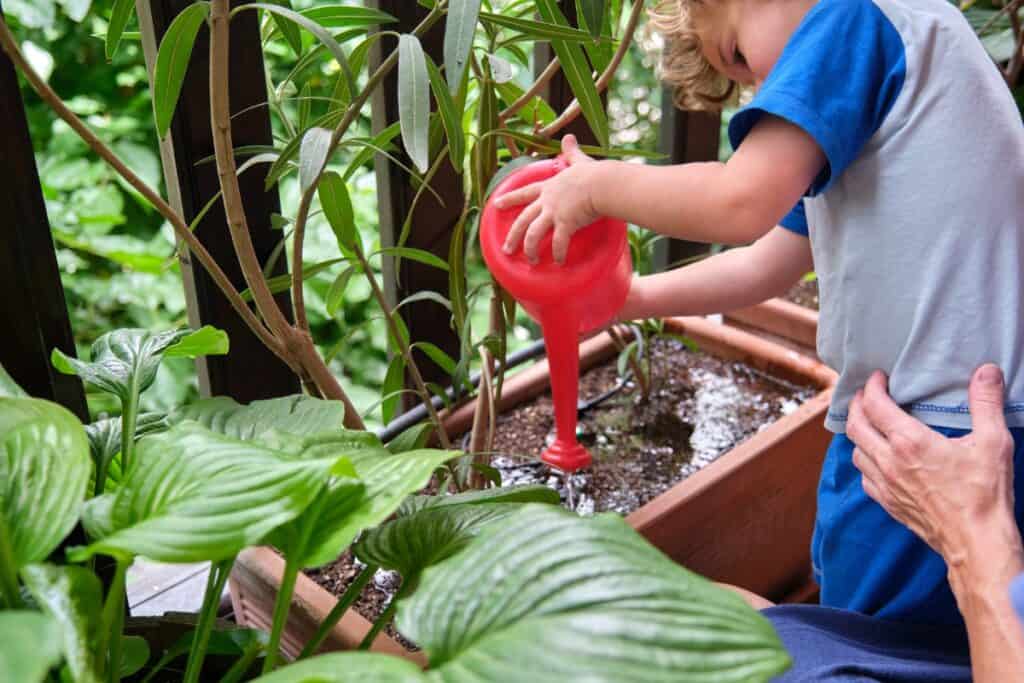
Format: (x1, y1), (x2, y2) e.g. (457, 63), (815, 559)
(846, 365), (1016, 567)
(496, 134), (599, 264)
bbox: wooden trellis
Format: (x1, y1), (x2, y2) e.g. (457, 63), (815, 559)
(0, 1), (721, 414)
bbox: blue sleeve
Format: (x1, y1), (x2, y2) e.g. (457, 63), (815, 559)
(780, 200), (809, 236)
(728, 0), (906, 195)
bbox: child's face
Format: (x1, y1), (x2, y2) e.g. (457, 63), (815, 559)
(696, 0), (816, 89)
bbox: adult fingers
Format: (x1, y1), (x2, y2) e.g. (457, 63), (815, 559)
(847, 389), (890, 461)
(861, 370), (923, 440)
(968, 363), (1008, 442)
(523, 211), (553, 263)
(495, 182), (543, 210)
(503, 202), (542, 254)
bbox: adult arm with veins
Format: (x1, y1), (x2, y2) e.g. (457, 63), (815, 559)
(847, 366), (1024, 683)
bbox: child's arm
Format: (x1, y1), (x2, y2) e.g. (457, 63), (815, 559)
(498, 117), (825, 263)
(618, 226), (813, 321)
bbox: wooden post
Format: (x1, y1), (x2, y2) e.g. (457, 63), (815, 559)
(137, 0), (300, 402)
(653, 93), (721, 270)
(370, 1), (465, 397)
(0, 4), (88, 421)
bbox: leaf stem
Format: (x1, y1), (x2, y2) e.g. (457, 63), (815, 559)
(298, 563), (377, 659)
(262, 558), (298, 673)
(99, 559), (129, 682)
(0, 508), (22, 609)
(357, 581), (405, 651)
(183, 558), (234, 683)
(119, 384), (140, 477)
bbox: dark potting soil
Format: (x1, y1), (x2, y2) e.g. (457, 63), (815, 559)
(304, 336), (815, 651)
(783, 277), (820, 310)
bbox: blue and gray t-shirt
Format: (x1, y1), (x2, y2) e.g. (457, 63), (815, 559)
(729, 0), (1024, 433)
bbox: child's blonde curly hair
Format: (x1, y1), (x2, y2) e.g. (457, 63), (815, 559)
(648, 0), (738, 111)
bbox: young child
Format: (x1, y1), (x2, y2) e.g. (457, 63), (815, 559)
(496, 0), (1024, 629)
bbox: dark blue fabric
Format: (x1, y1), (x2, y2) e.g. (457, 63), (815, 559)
(728, 0), (907, 195)
(813, 427), (1024, 626)
(780, 200), (809, 236)
(764, 605), (971, 682)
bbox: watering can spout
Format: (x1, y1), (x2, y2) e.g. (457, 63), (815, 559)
(480, 157), (632, 472)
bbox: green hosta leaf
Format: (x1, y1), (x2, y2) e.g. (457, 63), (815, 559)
(386, 423), (433, 454)
(0, 612), (63, 682)
(425, 57), (465, 169)
(318, 171), (357, 252)
(299, 127), (333, 193)
(355, 503), (523, 581)
(20, 564), (102, 683)
(146, 626), (268, 680)
(444, 0), (481, 94)
(398, 34), (431, 173)
(51, 327), (226, 401)
(250, 652), (423, 682)
(85, 412), (168, 492)
(398, 484), (560, 517)
(165, 325), (230, 358)
(153, 2), (210, 139)
(168, 396), (454, 568)
(0, 398), (90, 571)
(398, 506), (791, 682)
(0, 364), (26, 398)
(69, 422), (346, 563)
(120, 636), (150, 678)
(533, 0), (609, 147)
(106, 0), (135, 60)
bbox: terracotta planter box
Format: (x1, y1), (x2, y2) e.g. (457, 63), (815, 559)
(231, 316), (836, 661)
(723, 298), (819, 360)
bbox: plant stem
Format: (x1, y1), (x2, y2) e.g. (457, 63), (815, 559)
(537, 0), (644, 140)
(0, 508), (22, 609)
(357, 582), (405, 651)
(290, 191), (316, 334)
(298, 563), (377, 659)
(0, 19), (286, 363)
(262, 558), (298, 674)
(183, 558), (233, 683)
(499, 57), (561, 122)
(99, 559), (128, 682)
(353, 242), (452, 449)
(119, 386), (139, 477)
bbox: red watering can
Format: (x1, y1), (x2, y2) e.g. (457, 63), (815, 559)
(480, 157), (632, 472)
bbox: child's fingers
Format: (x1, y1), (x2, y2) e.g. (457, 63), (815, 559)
(524, 211), (553, 263)
(561, 134), (591, 165)
(552, 221), (572, 264)
(503, 202), (542, 253)
(495, 182), (542, 209)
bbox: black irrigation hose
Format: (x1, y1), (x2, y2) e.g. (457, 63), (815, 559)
(376, 326), (645, 445)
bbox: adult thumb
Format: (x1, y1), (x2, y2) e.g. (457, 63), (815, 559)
(968, 363), (1007, 436)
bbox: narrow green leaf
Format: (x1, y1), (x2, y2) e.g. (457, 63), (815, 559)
(165, 325), (230, 358)
(399, 291), (453, 314)
(297, 82), (313, 131)
(578, 0), (607, 38)
(239, 3), (355, 96)
(495, 81), (556, 126)
(265, 110), (345, 190)
(533, 0), (609, 146)
(21, 564), (103, 683)
(444, 0), (482, 94)
(0, 612), (63, 683)
(413, 341), (457, 377)
(426, 57), (465, 169)
(106, 0), (136, 61)
(342, 122), (402, 181)
(266, 0), (303, 56)
(318, 171), (356, 251)
(382, 355), (405, 424)
(478, 10), (603, 42)
(326, 266), (356, 317)
(398, 34), (431, 173)
(386, 423), (433, 454)
(238, 257), (349, 303)
(299, 127), (332, 192)
(376, 246), (450, 272)
(297, 6), (397, 29)
(152, 3), (209, 138)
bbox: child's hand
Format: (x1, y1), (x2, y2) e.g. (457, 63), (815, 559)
(496, 135), (599, 264)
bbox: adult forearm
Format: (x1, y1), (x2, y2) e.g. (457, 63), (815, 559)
(949, 526), (1024, 683)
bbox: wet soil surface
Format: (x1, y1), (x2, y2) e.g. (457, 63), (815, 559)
(784, 278), (820, 310)
(304, 337), (815, 650)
